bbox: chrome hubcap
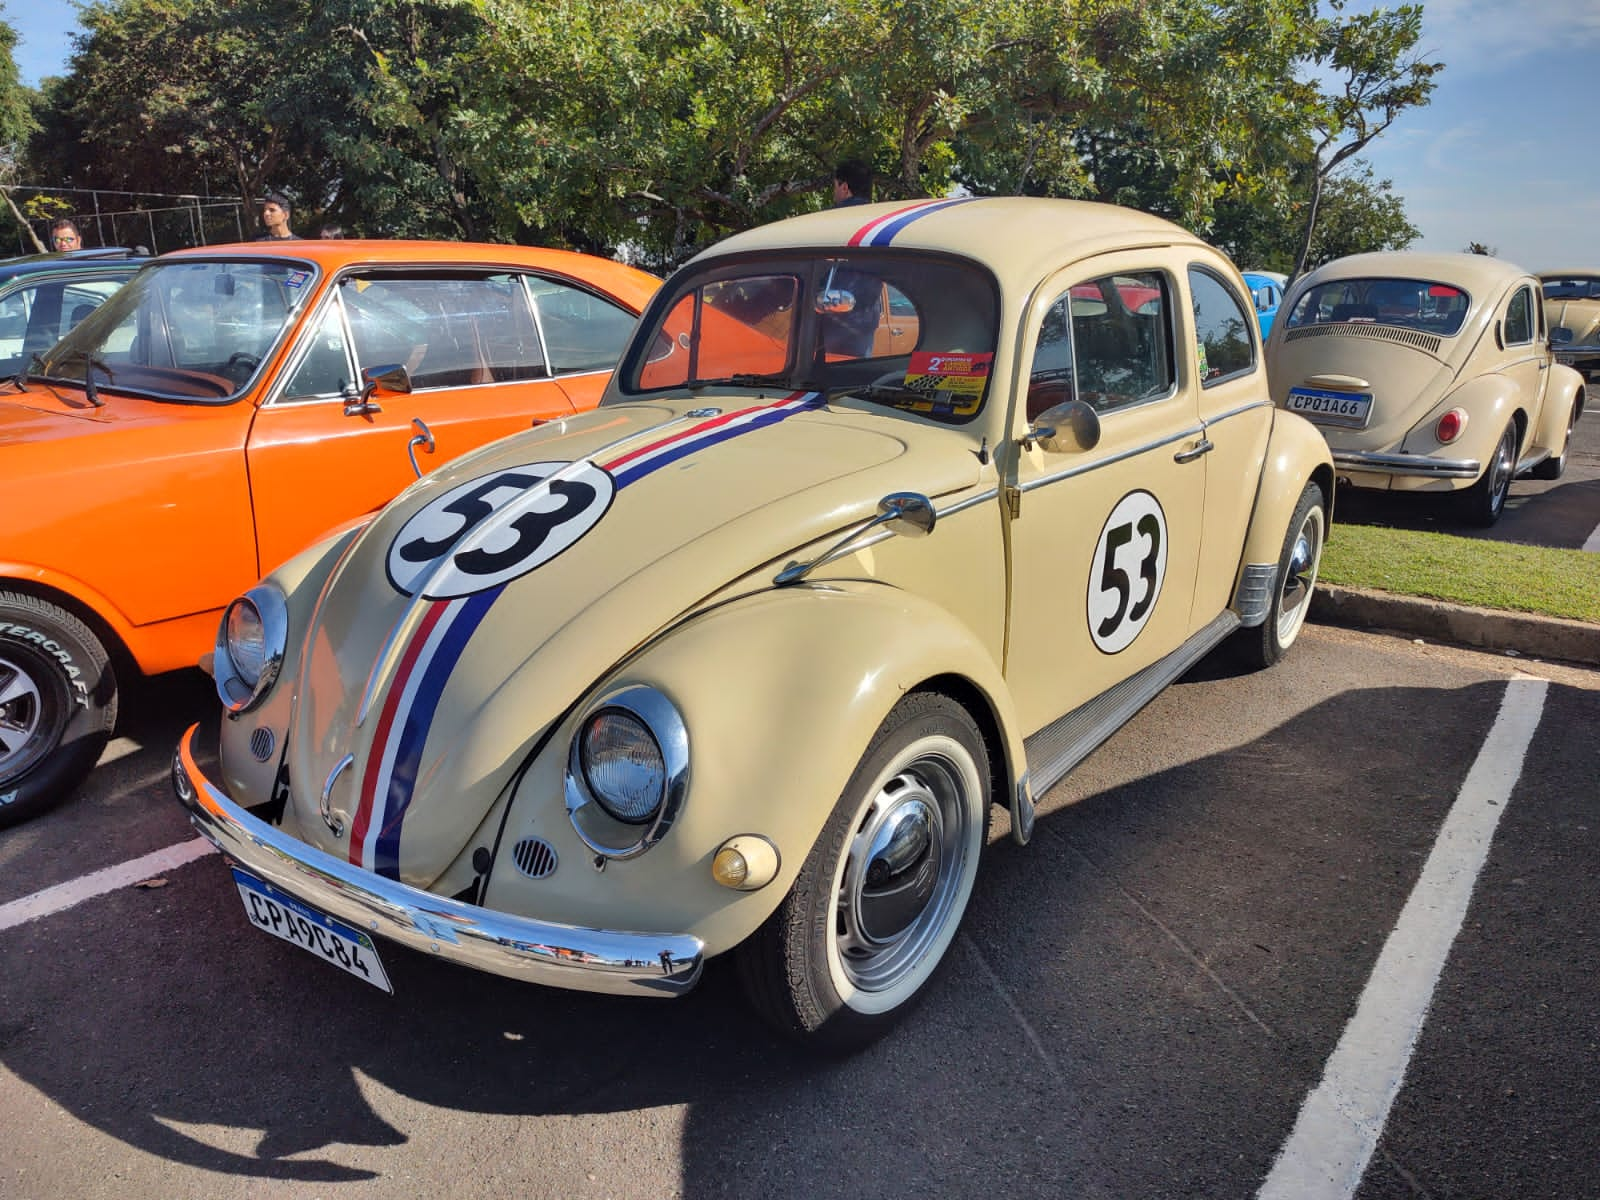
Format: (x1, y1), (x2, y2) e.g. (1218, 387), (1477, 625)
(1276, 506), (1324, 645)
(835, 751), (972, 994)
(0, 655), (45, 777)
(1488, 429), (1514, 508)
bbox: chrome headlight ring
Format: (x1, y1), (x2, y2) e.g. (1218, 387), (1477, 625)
(214, 584), (289, 715)
(565, 685), (689, 861)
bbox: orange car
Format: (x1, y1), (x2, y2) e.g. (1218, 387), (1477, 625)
(0, 239), (659, 826)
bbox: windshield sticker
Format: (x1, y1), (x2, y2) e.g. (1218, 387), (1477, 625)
(1088, 490), (1168, 655)
(284, 270), (309, 289)
(905, 351), (991, 396)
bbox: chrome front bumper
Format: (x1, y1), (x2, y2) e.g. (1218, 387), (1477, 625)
(172, 725), (704, 998)
(1332, 449), (1479, 479)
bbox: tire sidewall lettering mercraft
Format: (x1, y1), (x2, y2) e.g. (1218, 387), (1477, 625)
(1087, 489), (1168, 655)
(0, 621), (90, 707)
(386, 461), (615, 599)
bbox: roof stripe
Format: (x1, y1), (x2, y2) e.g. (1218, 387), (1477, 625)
(847, 197), (978, 247)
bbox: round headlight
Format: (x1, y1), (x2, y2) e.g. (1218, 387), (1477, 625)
(225, 599), (266, 685)
(580, 710), (666, 823)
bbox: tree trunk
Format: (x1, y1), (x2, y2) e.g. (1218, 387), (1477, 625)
(1290, 167), (1326, 289)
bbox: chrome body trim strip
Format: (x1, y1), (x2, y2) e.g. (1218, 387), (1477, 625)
(1332, 450), (1479, 478)
(1019, 425), (1206, 493)
(1023, 612), (1239, 798)
(173, 727), (704, 997)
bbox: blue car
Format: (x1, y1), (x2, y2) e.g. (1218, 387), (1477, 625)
(1241, 270), (1286, 337)
(0, 248), (150, 378)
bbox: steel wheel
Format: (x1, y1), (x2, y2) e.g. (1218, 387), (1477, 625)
(1461, 421), (1517, 526)
(739, 692), (989, 1049)
(1236, 481), (1326, 670)
(0, 650), (60, 783)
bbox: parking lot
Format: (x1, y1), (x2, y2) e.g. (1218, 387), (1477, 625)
(3, 620), (1596, 1199)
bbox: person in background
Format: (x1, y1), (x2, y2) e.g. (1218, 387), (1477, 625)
(254, 193), (296, 240)
(50, 218), (82, 251)
(832, 160), (872, 208)
(318, 224), (344, 238)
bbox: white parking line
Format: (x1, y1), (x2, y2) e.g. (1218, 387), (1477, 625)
(0, 837), (217, 933)
(1258, 676), (1548, 1199)
(1583, 521), (1600, 554)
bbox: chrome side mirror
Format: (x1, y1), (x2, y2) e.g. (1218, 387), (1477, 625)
(878, 492), (936, 538)
(1025, 399), (1101, 454)
(344, 362), (413, 417)
(1551, 326), (1574, 347)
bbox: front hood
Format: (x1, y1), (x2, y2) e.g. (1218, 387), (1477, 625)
(288, 393), (984, 884)
(1549, 299), (1600, 346)
(0, 383), (116, 443)
(1270, 327), (1456, 449)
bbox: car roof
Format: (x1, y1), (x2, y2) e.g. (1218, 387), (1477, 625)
(0, 248), (148, 282)
(693, 197), (1214, 291)
(154, 238), (632, 275)
(1298, 251), (1533, 294)
(1538, 268), (1600, 279)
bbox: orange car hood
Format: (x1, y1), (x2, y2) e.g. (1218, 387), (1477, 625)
(285, 393), (984, 885)
(0, 384), (118, 441)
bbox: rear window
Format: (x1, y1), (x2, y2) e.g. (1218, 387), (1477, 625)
(1285, 277), (1470, 337)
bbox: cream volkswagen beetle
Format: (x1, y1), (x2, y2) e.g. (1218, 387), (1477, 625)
(1267, 252), (1585, 526)
(173, 198), (1332, 1049)
(1541, 269), (1600, 384)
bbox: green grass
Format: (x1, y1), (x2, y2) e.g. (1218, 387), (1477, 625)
(1320, 523), (1600, 624)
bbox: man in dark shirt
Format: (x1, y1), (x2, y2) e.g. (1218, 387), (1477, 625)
(254, 193), (296, 240)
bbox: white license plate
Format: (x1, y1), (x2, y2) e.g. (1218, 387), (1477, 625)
(1287, 386), (1372, 427)
(233, 868), (392, 993)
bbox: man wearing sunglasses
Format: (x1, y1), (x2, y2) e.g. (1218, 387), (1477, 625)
(50, 218), (82, 252)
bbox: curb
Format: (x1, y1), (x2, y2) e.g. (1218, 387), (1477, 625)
(1310, 585), (1600, 668)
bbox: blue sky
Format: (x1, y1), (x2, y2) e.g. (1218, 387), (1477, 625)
(9, 0), (1600, 272)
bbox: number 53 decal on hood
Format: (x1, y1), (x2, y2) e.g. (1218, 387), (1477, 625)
(386, 461), (616, 600)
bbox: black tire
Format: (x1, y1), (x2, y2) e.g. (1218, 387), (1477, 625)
(0, 592), (117, 829)
(1529, 399), (1579, 480)
(1459, 420), (1517, 526)
(1236, 481), (1326, 670)
(738, 692), (989, 1052)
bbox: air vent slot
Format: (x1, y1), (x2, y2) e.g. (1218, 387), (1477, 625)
(512, 837), (558, 879)
(1283, 323), (1442, 355)
(249, 727), (276, 762)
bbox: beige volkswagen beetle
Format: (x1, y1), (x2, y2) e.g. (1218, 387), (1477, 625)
(1267, 252), (1585, 526)
(1541, 269), (1600, 384)
(172, 198), (1332, 1049)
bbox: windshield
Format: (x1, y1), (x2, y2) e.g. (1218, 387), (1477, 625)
(34, 258), (316, 402)
(1542, 276), (1600, 300)
(617, 252), (1000, 423)
(1285, 277), (1470, 337)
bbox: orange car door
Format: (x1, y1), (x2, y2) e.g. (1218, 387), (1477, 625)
(244, 270), (580, 577)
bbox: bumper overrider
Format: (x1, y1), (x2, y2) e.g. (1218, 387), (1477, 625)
(172, 725), (704, 998)
(1331, 449), (1479, 479)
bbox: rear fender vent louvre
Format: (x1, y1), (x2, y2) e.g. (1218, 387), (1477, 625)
(1284, 323), (1442, 355)
(512, 837), (558, 879)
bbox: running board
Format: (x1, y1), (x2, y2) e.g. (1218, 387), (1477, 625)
(1022, 611), (1241, 801)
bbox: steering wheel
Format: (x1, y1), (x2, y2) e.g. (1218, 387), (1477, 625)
(225, 351), (260, 376)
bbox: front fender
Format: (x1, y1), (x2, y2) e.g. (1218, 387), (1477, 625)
(1236, 409), (1334, 574)
(1534, 364), (1585, 449)
(484, 580), (1021, 958)
(216, 523), (369, 811)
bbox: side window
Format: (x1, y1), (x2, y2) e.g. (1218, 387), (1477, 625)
(1504, 286), (1533, 345)
(530, 278), (638, 374)
(344, 273), (547, 390)
(1188, 268), (1255, 383)
(1031, 270), (1172, 417)
(278, 301), (354, 401)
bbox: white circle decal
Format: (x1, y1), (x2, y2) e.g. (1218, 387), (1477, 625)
(1087, 490), (1167, 654)
(386, 461), (614, 599)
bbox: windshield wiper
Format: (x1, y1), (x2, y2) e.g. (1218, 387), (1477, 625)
(9, 351), (45, 389)
(53, 347), (115, 407)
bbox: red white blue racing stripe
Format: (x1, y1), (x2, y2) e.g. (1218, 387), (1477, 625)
(347, 391), (824, 874)
(846, 197), (977, 247)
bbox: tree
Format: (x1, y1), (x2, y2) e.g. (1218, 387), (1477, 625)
(1464, 241), (1496, 256)
(1288, 1), (1441, 283)
(0, 4), (44, 250)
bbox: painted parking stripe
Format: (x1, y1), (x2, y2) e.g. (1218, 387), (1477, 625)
(0, 837), (217, 933)
(1258, 676), (1548, 1199)
(1582, 521), (1600, 553)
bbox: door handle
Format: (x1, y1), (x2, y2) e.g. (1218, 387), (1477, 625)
(1174, 438), (1213, 464)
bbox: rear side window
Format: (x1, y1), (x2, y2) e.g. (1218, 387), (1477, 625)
(529, 278), (638, 374)
(1504, 286), (1533, 345)
(1188, 267), (1256, 383)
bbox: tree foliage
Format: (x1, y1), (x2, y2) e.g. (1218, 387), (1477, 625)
(22, 0), (1439, 269)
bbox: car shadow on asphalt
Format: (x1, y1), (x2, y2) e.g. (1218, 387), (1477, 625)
(0, 676), (1573, 1196)
(1331, 477), (1600, 550)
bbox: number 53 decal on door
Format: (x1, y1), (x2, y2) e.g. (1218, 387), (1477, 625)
(1088, 490), (1168, 654)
